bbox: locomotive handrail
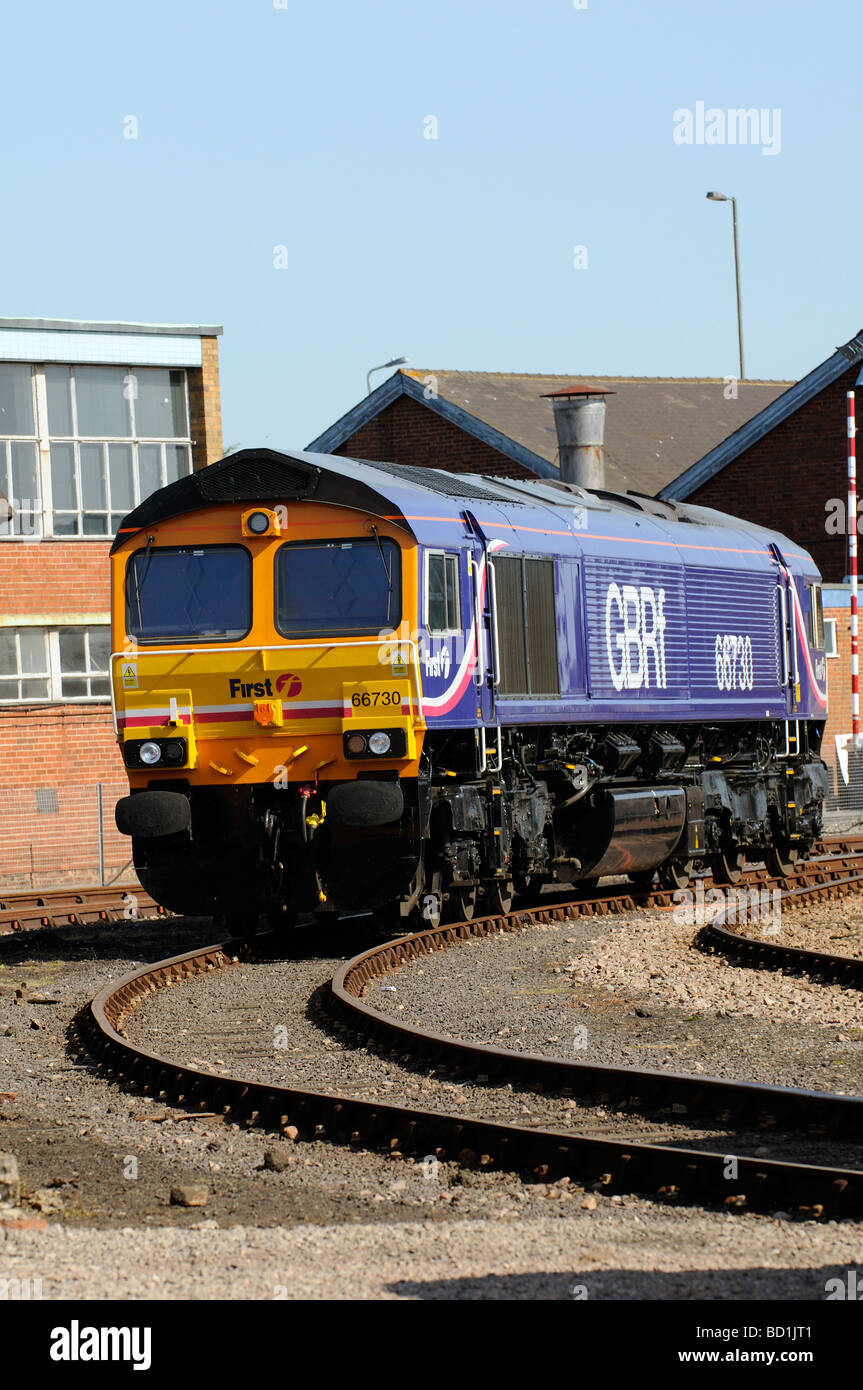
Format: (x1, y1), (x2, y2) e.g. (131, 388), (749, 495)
(778, 584), (789, 688)
(488, 559), (502, 691)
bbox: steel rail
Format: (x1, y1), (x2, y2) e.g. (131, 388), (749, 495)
(327, 882), (863, 1138)
(76, 849), (863, 1220)
(0, 883), (165, 935)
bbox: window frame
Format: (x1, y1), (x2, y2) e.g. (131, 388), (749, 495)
(824, 616), (839, 658)
(125, 542), (254, 646)
(0, 366), (41, 538)
(424, 550), (462, 635)
(274, 536), (403, 639)
(0, 363), (193, 541)
(0, 624), (111, 704)
(807, 582), (825, 650)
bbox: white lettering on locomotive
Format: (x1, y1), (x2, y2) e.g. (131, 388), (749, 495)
(714, 633), (754, 691)
(605, 583), (667, 691)
(424, 644), (451, 679)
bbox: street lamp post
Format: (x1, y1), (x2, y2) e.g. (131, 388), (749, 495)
(706, 191), (745, 381)
(366, 355), (410, 395)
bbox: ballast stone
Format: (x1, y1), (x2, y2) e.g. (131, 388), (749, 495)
(0, 1152), (21, 1205)
(170, 1184), (209, 1208)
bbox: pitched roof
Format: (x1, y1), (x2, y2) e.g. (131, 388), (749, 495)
(660, 331), (863, 500)
(308, 369), (791, 495)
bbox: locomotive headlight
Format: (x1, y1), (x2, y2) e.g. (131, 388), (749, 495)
(346, 733), (368, 755)
(246, 510), (271, 535)
(139, 741), (162, 766)
(368, 731), (391, 756)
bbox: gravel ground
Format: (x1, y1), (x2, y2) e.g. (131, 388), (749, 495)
(1, 907), (862, 1300)
(557, 909), (863, 1041)
(370, 908), (863, 1095)
(120, 915), (861, 1166)
(3, 1214), (863, 1300)
(753, 897), (863, 959)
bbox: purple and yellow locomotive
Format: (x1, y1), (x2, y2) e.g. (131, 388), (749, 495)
(110, 448), (829, 935)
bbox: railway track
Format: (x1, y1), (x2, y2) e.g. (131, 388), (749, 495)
(3, 836), (859, 938)
(0, 884), (167, 935)
(74, 837), (863, 1221)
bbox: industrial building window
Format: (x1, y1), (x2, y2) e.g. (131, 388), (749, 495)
(58, 627), (111, 698)
(0, 364), (192, 539)
(0, 365), (41, 537)
(493, 556), (559, 696)
(426, 552), (460, 632)
(0, 625), (110, 703)
(47, 366), (192, 537)
(824, 617), (839, 658)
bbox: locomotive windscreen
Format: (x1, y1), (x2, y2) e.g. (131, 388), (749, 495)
(126, 544), (252, 642)
(275, 538), (402, 637)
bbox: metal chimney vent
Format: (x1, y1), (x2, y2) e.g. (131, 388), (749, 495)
(541, 384), (615, 490)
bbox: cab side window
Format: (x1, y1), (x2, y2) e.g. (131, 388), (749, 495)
(807, 582), (825, 649)
(427, 553), (460, 633)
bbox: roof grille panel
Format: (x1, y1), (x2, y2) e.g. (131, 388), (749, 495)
(196, 454), (320, 503)
(351, 458), (507, 502)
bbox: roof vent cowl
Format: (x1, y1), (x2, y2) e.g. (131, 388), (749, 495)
(541, 385), (615, 490)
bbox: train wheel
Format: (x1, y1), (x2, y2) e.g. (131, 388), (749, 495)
(225, 912), (260, 940)
(628, 870), (655, 893)
(419, 870), (444, 930)
(659, 860), (694, 891)
(485, 880), (514, 916)
(446, 885), (477, 922)
(713, 849), (744, 885)
(765, 842), (799, 878)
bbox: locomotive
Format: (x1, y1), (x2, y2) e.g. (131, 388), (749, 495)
(110, 447), (829, 936)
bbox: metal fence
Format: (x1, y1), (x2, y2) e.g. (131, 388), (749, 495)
(0, 781), (138, 891)
(823, 743), (863, 831)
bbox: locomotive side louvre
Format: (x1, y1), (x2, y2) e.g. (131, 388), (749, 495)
(684, 565), (782, 703)
(583, 555), (687, 701)
(109, 448), (830, 932)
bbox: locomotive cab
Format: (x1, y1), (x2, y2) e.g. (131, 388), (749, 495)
(111, 455), (431, 928)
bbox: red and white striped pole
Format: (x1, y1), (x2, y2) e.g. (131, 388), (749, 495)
(849, 389), (860, 740)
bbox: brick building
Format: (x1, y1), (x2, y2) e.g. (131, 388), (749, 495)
(660, 330), (863, 798)
(0, 318), (222, 888)
(309, 368), (789, 496)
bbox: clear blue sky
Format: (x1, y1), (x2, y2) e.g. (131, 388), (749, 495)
(2, 0), (861, 452)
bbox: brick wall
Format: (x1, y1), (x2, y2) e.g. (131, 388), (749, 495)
(335, 394), (536, 479)
(188, 335), (223, 470)
(821, 604), (849, 792)
(0, 704), (122, 789)
(0, 705), (130, 888)
(688, 364), (857, 583)
(2, 540), (111, 611)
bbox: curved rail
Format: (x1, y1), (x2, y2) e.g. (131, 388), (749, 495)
(76, 847), (863, 1220)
